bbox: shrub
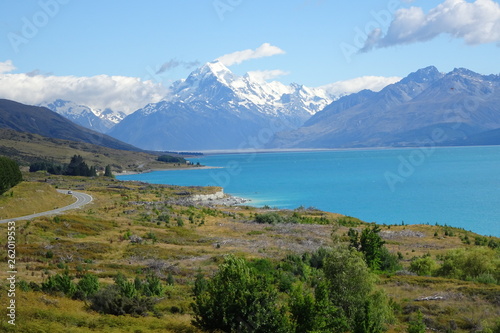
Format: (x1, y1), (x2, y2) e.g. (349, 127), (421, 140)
(192, 255), (291, 332)
(436, 247), (500, 282)
(75, 273), (100, 299)
(90, 285), (156, 316)
(409, 257), (437, 276)
(407, 310), (426, 333)
(41, 273), (77, 297)
(255, 212), (284, 224)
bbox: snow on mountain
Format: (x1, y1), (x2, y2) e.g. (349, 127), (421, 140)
(168, 61), (332, 121)
(41, 99), (125, 133)
(109, 61), (334, 150)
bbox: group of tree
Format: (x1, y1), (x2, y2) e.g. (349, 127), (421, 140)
(21, 271), (164, 316)
(192, 246), (394, 333)
(157, 155), (187, 164)
(409, 247), (500, 284)
(0, 156), (22, 195)
(29, 155), (113, 178)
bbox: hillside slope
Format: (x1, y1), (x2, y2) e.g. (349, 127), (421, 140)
(0, 128), (184, 173)
(0, 99), (140, 152)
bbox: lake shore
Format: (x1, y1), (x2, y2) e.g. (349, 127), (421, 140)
(118, 165), (222, 176)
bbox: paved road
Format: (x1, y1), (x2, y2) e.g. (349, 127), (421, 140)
(0, 190), (93, 224)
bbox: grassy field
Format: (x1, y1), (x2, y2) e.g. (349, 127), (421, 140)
(0, 182), (74, 220)
(0, 173), (498, 332)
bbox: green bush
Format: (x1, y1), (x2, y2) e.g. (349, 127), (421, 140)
(409, 257), (437, 276)
(192, 255), (291, 332)
(41, 273), (77, 297)
(75, 273), (100, 299)
(436, 247), (500, 282)
(90, 285), (156, 316)
(407, 310), (426, 333)
(255, 212), (284, 224)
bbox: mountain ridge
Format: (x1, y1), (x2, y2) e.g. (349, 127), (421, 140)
(0, 99), (142, 152)
(270, 66), (500, 148)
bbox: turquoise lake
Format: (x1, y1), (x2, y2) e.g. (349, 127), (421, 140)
(117, 146), (500, 237)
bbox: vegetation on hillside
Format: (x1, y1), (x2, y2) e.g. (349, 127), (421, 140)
(0, 128), (196, 173)
(0, 173), (498, 332)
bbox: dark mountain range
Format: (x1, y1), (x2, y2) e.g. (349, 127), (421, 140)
(270, 66), (500, 148)
(0, 99), (141, 152)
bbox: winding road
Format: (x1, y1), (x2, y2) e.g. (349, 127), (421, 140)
(0, 190), (93, 224)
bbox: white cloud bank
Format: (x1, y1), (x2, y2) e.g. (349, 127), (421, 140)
(319, 76), (402, 96)
(216, 43), (286, 66)
(362, 0), (500, 52)
(0, 66), (168, 114)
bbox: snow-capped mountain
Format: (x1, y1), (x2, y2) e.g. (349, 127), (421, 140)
(270, 66), (500, 148)
(40, 99), (125, 133)
(109, 61), (333, 150)
(170, 61), (331, 122)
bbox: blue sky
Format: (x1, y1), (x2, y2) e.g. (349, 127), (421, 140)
(1, 0), (499, 112)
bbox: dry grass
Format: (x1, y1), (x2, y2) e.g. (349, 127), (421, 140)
(0, 174), (498, 332)
(0, 182), (74, 219)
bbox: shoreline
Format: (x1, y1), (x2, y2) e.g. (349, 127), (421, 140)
(190, 144), (500, 156)
(118, 165), (222, 176)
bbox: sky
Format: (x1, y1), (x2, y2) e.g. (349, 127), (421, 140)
(0, 0), (499, 113)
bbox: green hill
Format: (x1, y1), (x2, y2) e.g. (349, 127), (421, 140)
(0, 128), (189, 173)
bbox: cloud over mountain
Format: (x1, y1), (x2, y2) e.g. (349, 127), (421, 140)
(361, 0), (500, 52)
(216, 43), (286, 66)
(0, 68), (168, 114)
(319, 76), (402, 96)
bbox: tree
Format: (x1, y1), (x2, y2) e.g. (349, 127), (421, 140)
(407, 309), (426, 333)
(66, 155), (91, 176)
(359, 225), (386, 271)
(323, 246), (392, 332)
(0, 156), (22, 194)
(192, 255), (291, 332)
(289, 281), (347, 333)
(104, 164), (114, 178)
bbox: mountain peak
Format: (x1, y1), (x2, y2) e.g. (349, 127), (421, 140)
(184, 60), (236, 87)
(204, 60), (230, 73)
(401, 66), (443, 84)
(450, 67), (482, 78)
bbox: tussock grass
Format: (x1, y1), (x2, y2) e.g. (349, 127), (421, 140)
(0, 175), (498, 332)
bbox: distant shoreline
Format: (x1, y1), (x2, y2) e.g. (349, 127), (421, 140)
(118, 165), (222, 176)
(191, 144), (500, 156)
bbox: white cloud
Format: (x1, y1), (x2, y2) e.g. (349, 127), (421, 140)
(0, 60), (16, 74)
(216, 43), (286, 66)
(319, 76), (402, 96)
(362, 0), (500, 51)
(246, 69), (290, 82)
(0, 72), (168, 114)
